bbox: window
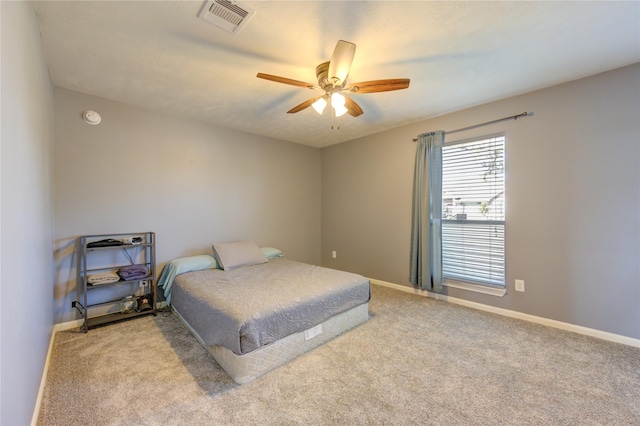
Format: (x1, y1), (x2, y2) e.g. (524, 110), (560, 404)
(441, 134), (505, 288)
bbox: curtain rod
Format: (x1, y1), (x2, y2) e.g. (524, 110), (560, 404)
(412, 112), (530, 142)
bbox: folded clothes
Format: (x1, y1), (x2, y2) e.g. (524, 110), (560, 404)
(87, 270), (120, 285)
(117, 264), (149, 281)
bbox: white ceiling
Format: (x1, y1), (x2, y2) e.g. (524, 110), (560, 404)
(34, 1), (639, 148)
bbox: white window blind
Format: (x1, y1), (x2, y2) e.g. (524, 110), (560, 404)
(441, 135), (505, 287)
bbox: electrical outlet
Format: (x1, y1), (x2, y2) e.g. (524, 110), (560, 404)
(515, 279), (525, 292)
(332, 251), (337, 259)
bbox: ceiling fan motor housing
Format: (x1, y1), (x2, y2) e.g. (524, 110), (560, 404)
(316, 62), (330, 89)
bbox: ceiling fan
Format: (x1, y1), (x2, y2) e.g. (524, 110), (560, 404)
(256, 40), (410, 118)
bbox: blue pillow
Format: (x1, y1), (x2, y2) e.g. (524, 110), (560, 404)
(261, 247), (285, 259)
(157, 254), (219, 304)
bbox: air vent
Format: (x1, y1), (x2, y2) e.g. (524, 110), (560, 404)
(198, 0), (255, 34)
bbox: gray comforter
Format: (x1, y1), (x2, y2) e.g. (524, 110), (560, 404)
(171, 258), (370, 355)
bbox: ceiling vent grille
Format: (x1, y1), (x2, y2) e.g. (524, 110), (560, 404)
(198, 0), (255, 35)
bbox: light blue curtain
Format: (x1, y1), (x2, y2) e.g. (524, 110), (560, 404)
(410, 130), (444, 291)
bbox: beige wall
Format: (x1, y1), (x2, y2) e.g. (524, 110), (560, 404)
(53, 88), (322, 323)
(1, 2), (55, 424)
(322, 63), (640, 339)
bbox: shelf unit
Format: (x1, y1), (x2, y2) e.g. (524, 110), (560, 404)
(73, 232), (156, 332)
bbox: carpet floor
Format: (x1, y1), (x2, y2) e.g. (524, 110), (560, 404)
(38, 284), (640, 425)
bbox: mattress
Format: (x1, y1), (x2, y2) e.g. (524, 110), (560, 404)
(173, 302), (369, 384)
(170, 257), (370, 383)
(171, 258), (370, 355)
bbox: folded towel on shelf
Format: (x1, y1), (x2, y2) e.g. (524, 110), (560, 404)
(87, 270), (120, 285)
(117, 264), (149, 281)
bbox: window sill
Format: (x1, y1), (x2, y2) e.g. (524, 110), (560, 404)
(443, 279), (506, 297)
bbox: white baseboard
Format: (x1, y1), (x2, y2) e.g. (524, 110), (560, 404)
(370, 278), (640, 348)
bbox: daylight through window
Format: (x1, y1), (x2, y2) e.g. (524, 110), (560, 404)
(441, 134), (505, 287)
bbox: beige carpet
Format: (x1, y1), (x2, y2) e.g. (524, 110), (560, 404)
(38, 285), (640, 425)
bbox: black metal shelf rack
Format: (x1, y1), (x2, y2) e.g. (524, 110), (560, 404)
(73, 232), (156, 332)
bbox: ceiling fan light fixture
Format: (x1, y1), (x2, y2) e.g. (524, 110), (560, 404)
(333, 104), (348, 117)
(331, 92), (348, 117)
(312, 97), (327, 114)
(331, 92), (345, 107)
(257, 40), (410, 119)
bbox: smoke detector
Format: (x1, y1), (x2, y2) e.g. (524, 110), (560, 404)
(82, 110), (101, 125)
(198, 0), (255, 34)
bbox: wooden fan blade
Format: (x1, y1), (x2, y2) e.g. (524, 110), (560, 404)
(287, 96), (324, 114)
(256, 73), (319, 90)
(344, 78), (410, 94)
(344, 95), (364, 117)
(328, 40), (356, 86)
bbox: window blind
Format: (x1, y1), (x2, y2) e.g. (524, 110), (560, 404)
(441, 135), (505, 287)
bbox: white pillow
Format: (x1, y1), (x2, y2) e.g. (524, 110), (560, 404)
(212, 241), (268, 270)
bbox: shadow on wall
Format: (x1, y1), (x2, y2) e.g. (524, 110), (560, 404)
(54, 237), (78, 323)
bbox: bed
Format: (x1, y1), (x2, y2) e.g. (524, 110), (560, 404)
(158, 242), (370, 384)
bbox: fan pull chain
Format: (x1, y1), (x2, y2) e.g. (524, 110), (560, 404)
(331, 109), (340, 130)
